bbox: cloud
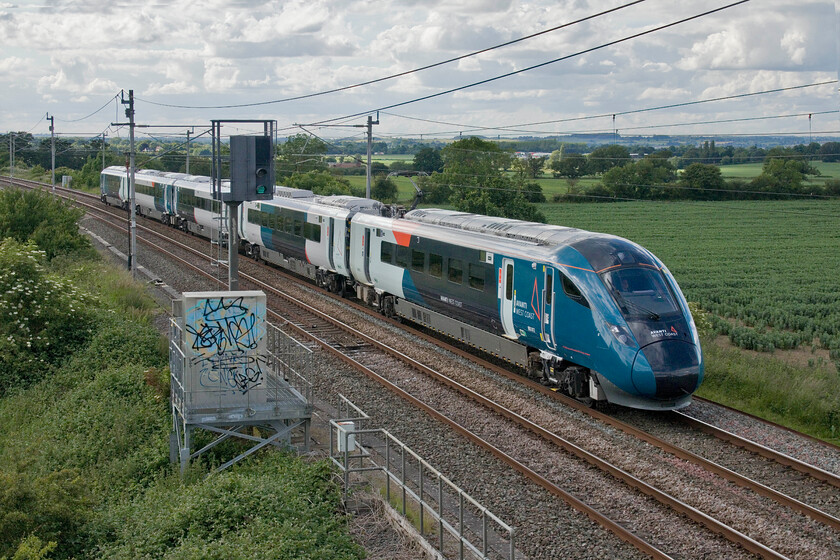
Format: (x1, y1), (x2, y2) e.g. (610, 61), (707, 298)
(0, 56), (28, 74)
(678, 4), (836, 72)
(1, 0), (836, 135)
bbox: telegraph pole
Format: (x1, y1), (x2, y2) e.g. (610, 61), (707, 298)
(365, 113), (379, 199)
(46, 113), (55, 190)
(7, 133), (12, 178)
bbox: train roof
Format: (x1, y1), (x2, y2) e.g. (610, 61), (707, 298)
(315, 195), (384, 213)
(404, 208), (586, 247)
(401, 208), (660, 271)
(103, 166), (226, 193)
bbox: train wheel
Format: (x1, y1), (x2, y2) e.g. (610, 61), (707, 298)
(380, 295), (396, 318)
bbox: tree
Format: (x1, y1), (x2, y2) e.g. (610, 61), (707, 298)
(586, 145), (630, 174)
(512, 155), (547, 179)
(518, 181), (545, 203)
(284, 171), (351, 196)
(277, 134), (328, 177)
(679, 163), (726, 200)
(435, 137), (545, 222)
(550, 153), (587, 179)
(371, 174), (398, 202)
(753, 158), (806, 194)
(412, 146), (443, 174)
(819, 142), (840, 163)
(440, 137), (512, 181)
(601, 155), (675, 199)
(0, 132), (34, 168)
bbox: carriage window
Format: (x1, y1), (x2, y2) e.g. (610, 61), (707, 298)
(468, 263), (485, 291)
(411, 249), (425, 272)
(429, 254), (442, 278)
(380, 241), (394, 264)
(546, 274), (553, 305)
(505, 263), (513, 301)
(448, 258), (463, 284)
(304, 222), (321, 242)
(293, 219), (303, 237)
(562, 275), (589, 308)
(396, 245), (410, 268)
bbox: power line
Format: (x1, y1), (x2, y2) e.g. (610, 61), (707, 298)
(133, 0), (648, 110)
(378, 83), (839, 136)
(53, 93), (121, 123)
(306, 1), (750, 126)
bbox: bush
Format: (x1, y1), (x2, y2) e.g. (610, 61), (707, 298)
(0, 469), (89, 559)
(95, 455), (365, 560)
(0, 240), (98, 394)
(0, 188), (92, 260)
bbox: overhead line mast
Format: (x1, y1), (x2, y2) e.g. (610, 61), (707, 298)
(110, 90), (138, 276)
(46, 113), (55, 190)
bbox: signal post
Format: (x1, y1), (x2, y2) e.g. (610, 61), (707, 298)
(210, 120), (276, 290)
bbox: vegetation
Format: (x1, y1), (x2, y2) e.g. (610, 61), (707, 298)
(0, 188), (93, 260)
(424, 137), (546, 222)
(0, 193), (364, 559)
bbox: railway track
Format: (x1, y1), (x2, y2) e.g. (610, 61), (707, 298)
(5, 176), (840, 559)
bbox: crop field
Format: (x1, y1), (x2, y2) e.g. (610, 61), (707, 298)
(540, 200), (840, 368)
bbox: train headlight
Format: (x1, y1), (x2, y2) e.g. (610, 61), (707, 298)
(607, 322), (636, 347)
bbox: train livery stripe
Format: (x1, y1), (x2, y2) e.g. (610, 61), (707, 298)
(393, 230), (412, 247)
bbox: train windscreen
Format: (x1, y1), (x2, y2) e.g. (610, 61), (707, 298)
(601, 267), (680, 320)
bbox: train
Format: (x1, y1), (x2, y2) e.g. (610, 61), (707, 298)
(101, 165), (703, 410)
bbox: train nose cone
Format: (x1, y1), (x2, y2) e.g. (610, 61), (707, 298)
(632, 341), (701, 400)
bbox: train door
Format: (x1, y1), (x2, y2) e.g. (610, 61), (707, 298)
(542, 267), (557, 350)
(165, 183), (175, 215)
(500, 258), (517, 339)
(363, 227), (372, 283)
(344, 215), (353, 273)
(328, 217), (336, 270)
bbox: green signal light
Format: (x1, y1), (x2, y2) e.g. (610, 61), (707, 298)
(256, 185), (266, 194)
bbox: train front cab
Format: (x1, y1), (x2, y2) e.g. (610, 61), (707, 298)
(567, 237), (703, 410)
(100, 167), (126, 207)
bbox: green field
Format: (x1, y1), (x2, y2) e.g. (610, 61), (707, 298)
(719, 161), (840, 186)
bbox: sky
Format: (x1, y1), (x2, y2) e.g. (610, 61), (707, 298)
(1, 0), (839, 144)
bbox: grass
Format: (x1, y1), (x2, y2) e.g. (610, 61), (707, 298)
(699, 335), (840, 444)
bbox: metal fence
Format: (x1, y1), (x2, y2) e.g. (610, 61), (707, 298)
(330, 395), (517, 560)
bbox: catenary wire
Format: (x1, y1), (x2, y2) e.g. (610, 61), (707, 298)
(305, 1), (750, 126)
(133, 0), (648, 110)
